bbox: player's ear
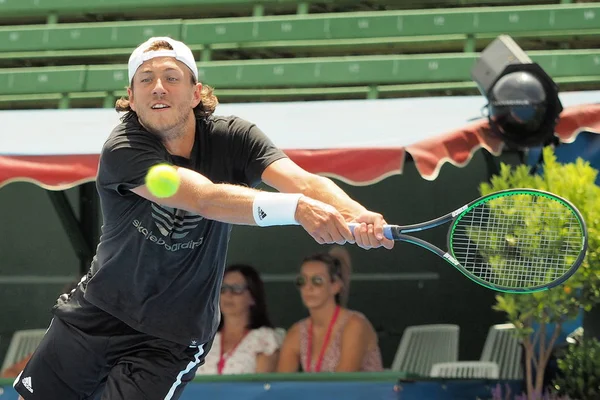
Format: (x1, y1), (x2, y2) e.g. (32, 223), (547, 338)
(128, 86), (136, 111)
(192, 82), (202, 108)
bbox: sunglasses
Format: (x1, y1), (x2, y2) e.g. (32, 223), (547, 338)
(294, 275), (325, 288)
(220, 284), (248, 295)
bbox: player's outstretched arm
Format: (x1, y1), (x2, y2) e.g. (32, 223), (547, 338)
(262, 158), (394, 249)
(131, 166), (354, 245)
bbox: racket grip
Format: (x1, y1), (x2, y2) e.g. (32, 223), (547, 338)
(348, 223), (393, 240)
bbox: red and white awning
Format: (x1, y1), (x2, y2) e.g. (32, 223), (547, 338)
(1, 93), (599, 189)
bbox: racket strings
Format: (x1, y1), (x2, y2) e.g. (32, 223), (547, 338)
(450, 195), (584, 289)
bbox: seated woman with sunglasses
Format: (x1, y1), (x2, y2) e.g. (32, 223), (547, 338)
(196, 264), (281, 375)
(277, 247), (382, 373)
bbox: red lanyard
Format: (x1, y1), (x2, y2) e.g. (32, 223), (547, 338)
(305, 305), (341, 372)
(217, 330), (249, 375)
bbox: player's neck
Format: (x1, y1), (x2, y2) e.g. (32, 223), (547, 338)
(137, 110), (197, 158)
(309, 301), (340, 327)
(162, 129), (195, 159)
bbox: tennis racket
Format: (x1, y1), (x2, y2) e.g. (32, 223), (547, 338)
(350, 189), (587, 293)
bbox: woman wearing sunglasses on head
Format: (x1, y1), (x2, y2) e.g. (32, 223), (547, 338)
(277, 247), (382, 373)
(196, 264), (281, 375)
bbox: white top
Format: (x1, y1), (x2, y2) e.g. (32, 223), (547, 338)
(196, 327), (282, 375)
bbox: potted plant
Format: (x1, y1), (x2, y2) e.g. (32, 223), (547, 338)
(480, 147), (600, 399)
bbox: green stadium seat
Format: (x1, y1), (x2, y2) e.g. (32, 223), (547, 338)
(84, 55), (475, 92)
(0, 66), (86, 95)
(182, 4), (600, 45)
(0, 20), (182, 52)
(0, 48), (134, 64)
(0, 0), (309, 25)
(0, 0), (558, 23)
(0, 0), (276, 18)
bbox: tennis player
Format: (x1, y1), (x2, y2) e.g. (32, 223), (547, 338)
(14, 37), (393, 400)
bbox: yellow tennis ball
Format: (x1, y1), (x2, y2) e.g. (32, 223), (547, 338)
(145, 164), (180, 198)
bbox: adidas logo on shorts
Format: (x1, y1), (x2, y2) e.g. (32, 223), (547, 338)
(22, 376), (33, 393)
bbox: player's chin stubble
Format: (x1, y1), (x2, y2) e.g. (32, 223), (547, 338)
(139, 107), (191, 141)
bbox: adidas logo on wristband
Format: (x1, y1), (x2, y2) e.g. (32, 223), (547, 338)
(258, 207), (267, 220)
(253, 192), (301, 226)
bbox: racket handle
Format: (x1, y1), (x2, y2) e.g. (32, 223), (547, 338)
(348, 223), (393, 240)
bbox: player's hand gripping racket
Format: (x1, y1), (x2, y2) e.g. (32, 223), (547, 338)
(350, 189), (587, 293)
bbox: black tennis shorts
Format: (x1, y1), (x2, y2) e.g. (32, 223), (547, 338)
(13, 315), (210, 400)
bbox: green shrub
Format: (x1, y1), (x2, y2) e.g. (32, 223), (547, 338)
(553, 337), (600, 400)
(480, 147), (600, 399)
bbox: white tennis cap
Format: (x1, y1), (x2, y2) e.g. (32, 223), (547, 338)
(128, 36), (198, 84)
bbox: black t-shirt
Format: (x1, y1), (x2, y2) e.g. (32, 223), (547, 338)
(54, 114), (286, 346)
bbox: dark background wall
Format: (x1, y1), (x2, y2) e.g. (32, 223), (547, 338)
(0, 150), (521, 367)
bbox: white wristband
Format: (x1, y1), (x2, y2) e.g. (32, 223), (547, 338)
(253, 192), (302, 226)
